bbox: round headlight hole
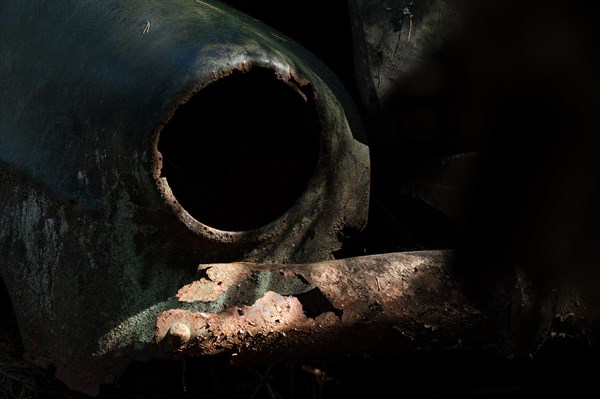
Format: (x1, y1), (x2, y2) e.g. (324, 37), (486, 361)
(157, 68), (320, 231)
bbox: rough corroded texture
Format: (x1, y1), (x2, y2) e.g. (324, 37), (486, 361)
(0, 0), (368, 393)
(155, 251), (598, 364)
(156, 251), (492, 361)
(348, 0), (465, 111)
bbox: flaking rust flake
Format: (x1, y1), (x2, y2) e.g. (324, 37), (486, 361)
(156, 291), (314, 354)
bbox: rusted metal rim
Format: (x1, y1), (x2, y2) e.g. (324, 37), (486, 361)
(151, 59), (327, 241)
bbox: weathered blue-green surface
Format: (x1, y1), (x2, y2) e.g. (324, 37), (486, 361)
(0, 0), (369, 392)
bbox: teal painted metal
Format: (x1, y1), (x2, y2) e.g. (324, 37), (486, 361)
(0, 0), (369, 392)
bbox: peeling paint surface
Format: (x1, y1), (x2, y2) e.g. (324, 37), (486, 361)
(177, 265), (254, 303)
(156, 291), (310, 353)
(153, 252), (494, 363)
(0, 0), (369, 393)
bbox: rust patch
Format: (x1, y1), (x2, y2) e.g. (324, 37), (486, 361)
(156, 291), (314, 354)
(152, 252), (574, 367)
(289, 68), (312, 88)
(177, 263), (253, 302)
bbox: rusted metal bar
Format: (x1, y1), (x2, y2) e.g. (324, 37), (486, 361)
(155, 251), (597, 365)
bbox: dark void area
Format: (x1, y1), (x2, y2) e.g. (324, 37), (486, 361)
(296, 287), (343, 318)
(46, 344), (600, 398)
(158, 68), (320, 231)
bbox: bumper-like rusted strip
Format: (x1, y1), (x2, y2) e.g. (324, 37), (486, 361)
(156, 251), (596, 364)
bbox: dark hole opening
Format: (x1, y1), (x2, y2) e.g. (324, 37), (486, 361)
(296, 287), (343, 319)
(158, 68), (320, 231)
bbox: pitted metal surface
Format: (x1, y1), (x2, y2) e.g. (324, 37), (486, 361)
(0, 0), (369, 392)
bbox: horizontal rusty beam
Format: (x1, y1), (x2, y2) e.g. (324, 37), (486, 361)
(155, 251), (597, 364)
